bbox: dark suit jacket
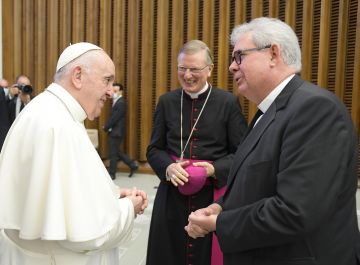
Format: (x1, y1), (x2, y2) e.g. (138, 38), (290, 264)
(217, 75), (359, 265)
(0, 89), (10, 150)
(104, 96), (126, 138)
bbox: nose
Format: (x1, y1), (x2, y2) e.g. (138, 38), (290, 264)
(183, 69), (193, 78)
(106, 86), (114, 98)
(229, 60), (238, 74)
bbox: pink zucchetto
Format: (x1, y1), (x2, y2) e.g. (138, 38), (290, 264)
(178, 165), (207, 195)
(56, 42), (102, 72)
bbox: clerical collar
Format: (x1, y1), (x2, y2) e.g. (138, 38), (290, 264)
(184, 83), (209, 99)
(179, 84), (212, 161)
(258, 74), (295, 113)
(113, 94), (122, 105)
(46, 83), (87, 122)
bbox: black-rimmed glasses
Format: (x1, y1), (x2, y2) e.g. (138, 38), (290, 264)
(177, 65), (209, 74)
(231, 44), (271, 65)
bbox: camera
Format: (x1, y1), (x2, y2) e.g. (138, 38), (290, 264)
(16, 84), (33, 94)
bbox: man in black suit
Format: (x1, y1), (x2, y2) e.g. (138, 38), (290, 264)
(186, 17), (360, 265)
(104, 83), (138, 179)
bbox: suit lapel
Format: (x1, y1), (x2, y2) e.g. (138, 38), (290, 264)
(226, 75), (305, 188)
(227, 104), (276, 186)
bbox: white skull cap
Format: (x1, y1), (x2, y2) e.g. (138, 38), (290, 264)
(56, 42), (103, 72)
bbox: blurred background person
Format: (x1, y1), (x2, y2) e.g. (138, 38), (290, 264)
(0, 78), (10, 151)
(8, 74), (33, 125)
(146, 40), (247, 265)
(104, 82), (138, 179)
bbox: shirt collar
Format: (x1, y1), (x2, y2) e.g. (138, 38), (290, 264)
(46, 83), (87, 122)
(113, 94), (122, 105)
(184, 82), (209, 99)
(258, 74), (295, 113)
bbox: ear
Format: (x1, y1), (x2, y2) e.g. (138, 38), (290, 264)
(269, 44), (280, 65)
(71, 66), (83, 89)
(208, 64), (214, 77)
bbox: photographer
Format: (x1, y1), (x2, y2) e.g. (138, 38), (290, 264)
(8, 74), (33, 125)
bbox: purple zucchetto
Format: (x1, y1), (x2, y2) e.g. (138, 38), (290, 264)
(178, 165), (207, 195)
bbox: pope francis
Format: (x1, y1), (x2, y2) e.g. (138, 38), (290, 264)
(0, 42), (148, 265)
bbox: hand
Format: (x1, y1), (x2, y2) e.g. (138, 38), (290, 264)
(166, 160), (190, 187)
(122, 187), (148, 216)
(184, 203), (222, 239)
(9, 85), (19, 97)
(192, 161), (215, 177)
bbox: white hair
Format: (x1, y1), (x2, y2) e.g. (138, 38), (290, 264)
(231, 17), (302, 72)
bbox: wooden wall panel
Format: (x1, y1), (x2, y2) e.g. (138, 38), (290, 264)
(140, 0), (154, 161)
(217, 0), (230, 89)
(351, 0), (360, 131)
(72, 1), (85, 42)
(22, 0), (34, 78)
(202, 0), (214, 51)
(2, 0), (14, 82)
(335, 0), (348, 100)
(126, 0), (139, 159)
(2, 0), (360, 176)
(156, 0), (169, 99)
(46, 0), (59, 87)
(187, 0), (199, 40)
(285, 0), (296, 29)
(301, 0), (314, 81)
(170, 0), (184, 89)
(13, 0), (22, 80)
(59, 0), (72, 54)
(97, 0), (112, 157)
(34, 1), (46, 93)
(317, 0), (331, 87)
(268, 0), (279, 17)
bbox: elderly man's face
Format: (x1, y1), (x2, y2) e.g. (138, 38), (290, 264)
(177, 50), (212, 93)
(81, 51), (115, 120)
(229, 33), (272, 105)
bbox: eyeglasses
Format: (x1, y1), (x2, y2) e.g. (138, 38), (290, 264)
(177, 65), (209, 74)
(231, 44), (271, 65)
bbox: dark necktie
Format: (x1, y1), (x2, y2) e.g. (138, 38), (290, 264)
(244, 109), (263, 138)
(249, 109), (263, 129)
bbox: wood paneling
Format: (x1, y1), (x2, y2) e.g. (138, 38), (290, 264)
(140, 0), (154, 161)
(2, 0), (360, 177)
(317, 0), (331, 87)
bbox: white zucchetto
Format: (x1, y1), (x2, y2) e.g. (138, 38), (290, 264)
(56, 42), (102, 72)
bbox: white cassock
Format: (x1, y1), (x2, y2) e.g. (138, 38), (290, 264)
(0, 83), (135, 265)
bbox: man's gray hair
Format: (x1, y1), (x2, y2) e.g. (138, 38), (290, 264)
(178, 40), (214, 65)
(230, 17), (302, 72)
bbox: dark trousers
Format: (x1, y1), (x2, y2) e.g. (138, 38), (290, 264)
(108, 136), (134, 175)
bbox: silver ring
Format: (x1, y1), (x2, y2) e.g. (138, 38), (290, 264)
(171, 174), (176, 180)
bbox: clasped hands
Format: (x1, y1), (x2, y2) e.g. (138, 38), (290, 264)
(120, 188), (148, 216)
(166, 160), (215, 187)
(185, 203), (222, 239)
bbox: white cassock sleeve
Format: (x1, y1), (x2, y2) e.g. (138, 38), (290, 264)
(58, 197), (135, 253)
